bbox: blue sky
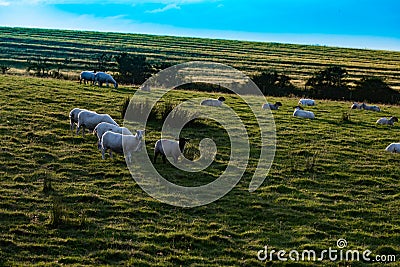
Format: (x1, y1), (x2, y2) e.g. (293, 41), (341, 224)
(0, 0), (399, 51)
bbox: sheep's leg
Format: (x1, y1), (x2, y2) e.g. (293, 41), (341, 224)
(81, 126), (85, 137)
(153, 151), (159, 163)
(76, 125), (80, 135)
(162, 155), (166, 164)
(70, 119), (74, 131)
(109, 151), (113, 158)
(102, 148), (106, 159)
(106, 81), (109, 87)
(135, 141), (142, 152)
(97, 141), (102, 150)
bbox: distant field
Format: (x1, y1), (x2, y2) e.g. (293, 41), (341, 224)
(1, 74), (399, 266)
(1, 27), (400, 90)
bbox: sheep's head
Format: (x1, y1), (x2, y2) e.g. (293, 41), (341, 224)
(294, 106), (303, 110)
(218, 96), (226, 102)
(390, 116), (398, 122)
(136, 130), (145, 139)
(275, 101), (283, 107)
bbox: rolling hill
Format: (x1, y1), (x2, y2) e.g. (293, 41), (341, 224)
(1, 26), (400, 90)
(0, 72), (399, 266)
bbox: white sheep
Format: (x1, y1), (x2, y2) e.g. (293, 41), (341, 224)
(293, 106), (315, 119)
(93, 122), (133, 150)
(262, 101), (282, 110)
(376, 116), (398, 126)
(79, 71), (95, 85)
(94, 72), (118, 88)
(101, 130), (145, 161)
(350, 102), (362, 109)
(361, 103), (381, 112)
(154, 138), (188, 163)
(77, 111), (119, 136)
(298, 98), (316, 106)
(385, 143), (400, 153)
(69, 108), (94, 131)
(200, 96), (225, 107)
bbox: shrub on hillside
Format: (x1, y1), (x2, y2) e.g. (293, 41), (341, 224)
(352, 76), (400, 104)
(252, 70), (296, 96)
(175, 82), (232, 93)
(305, 66), (350, 100)
(114, 53), (152, 85)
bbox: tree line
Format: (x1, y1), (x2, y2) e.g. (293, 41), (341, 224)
(6, 52), (168, 84)
(252, 66), (400, 104)
(1, 53), (399, 104)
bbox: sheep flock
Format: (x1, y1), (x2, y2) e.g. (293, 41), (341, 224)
(260, 98), (398, 153)
(68, 107), (189, 163)
(75, 72), (398, 157)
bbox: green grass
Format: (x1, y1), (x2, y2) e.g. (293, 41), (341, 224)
(1, 74), (400, 266)
(1, 27), (400, 90)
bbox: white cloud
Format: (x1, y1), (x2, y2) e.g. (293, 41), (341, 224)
(0, 4), (182, 34)
(146, 3), (180, 13)
(0, 0), (11, 6)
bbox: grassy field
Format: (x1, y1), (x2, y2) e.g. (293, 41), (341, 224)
(1, 74), (399, 266)
(1, 27), (400, 90)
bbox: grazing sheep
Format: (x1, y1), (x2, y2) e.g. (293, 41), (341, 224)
(262, 101), (282, 110)
(94, 72), (118, 88)
(69, 108), (94, 131)
(351, 102), (362, 109)
(361, 103), (381, 112)
(93, 122), (133, 150)
(154, 138), (188, 163)
(385, 143), (400, 153)
(79, 71), (95, 85)
(77, 111), (119, 136)
(200, 96), (225, 107)
(101, 130), (145, 161)
(376, 116), (398, 126)
(293, 106), (315, 119)
(298, 98), (316, 106)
